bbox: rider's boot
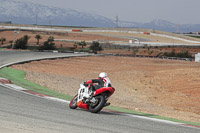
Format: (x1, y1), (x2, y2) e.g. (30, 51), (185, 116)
(104, 102), (110, 107)
(89, 85), (95, 98)
(88, 91), (94, 101)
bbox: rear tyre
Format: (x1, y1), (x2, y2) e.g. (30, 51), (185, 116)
(69, 94), (78, 109)
(89, 95), (106, 113)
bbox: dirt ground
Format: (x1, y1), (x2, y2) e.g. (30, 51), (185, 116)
(1, 28), (200, 123)
(84, 31), (200, 44)
(0, 30), (128, 48)
(1, 30), (200, 49)
(1, 30), (200, 57)
(11, 56), (200, 123)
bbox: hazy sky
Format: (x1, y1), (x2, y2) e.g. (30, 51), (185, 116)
(15, 0), (200, 24)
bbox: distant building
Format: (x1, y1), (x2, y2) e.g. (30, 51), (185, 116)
(195, 53), (200, 62)
(0, 21), (12, 24)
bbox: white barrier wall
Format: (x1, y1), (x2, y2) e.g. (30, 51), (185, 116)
(195, 53), (200, 62)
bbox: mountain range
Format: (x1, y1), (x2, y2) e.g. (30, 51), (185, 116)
(0, 0), (115, 27)
(119, 19), (200, 33)
(0, 0), (200, 33)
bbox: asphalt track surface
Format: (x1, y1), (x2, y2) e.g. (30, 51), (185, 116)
(0, 50), (199, 133)
(0, 50), (91, 68)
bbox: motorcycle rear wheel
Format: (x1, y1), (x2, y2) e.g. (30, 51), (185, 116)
(69, 94), (78, 109)
(89, 95), (106, 113)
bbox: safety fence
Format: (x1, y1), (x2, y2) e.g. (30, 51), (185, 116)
(113, 54), (194, 62)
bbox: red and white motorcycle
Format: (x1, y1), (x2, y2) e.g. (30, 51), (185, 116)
(69, 83), (115, 113)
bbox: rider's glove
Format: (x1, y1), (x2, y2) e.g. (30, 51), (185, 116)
(83, 82), (88, 87)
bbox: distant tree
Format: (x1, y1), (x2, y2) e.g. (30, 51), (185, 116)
(177, 50), (192, 58)
(132, 47), (139, 55)
(9, 40), (13, 48)
(24, 35), (30, 42)
(38, 41), (56, 50)
(38, 36), (56, 50)
(164, 49), (176, 57)
(170, 49), (176, 57)
(74, 42), (78, 49)
(14, 35), (30, 49)
(0, 37), (6, 45)
(48, 36), (54, 43)
(89, 41), (103, 54)
(35, 34), (42, 45)
(78, 41), (87, 48)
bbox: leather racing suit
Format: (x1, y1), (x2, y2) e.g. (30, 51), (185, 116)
(85, 77), (112, 91)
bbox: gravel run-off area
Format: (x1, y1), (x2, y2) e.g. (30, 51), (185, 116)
(11, 56), (200, 123)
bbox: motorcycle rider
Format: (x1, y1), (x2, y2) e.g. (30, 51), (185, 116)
(84, 72), (112, 91)
(83, 72), (112, 106)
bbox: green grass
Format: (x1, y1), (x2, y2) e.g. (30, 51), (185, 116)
(105, 106), (200, 126)
(188, 35), (200, 39)
(0, 67), (73, 100)
(0, 67), (200, 126)
(74, 48), (90, 52)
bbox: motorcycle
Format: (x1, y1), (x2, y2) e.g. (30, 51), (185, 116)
(69, 83), (115, 113)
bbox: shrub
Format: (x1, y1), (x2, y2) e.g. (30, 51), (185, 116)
(177, 51), (192, 58)
(14, 35), (30, 49)
(0, 37), (6, 45)
(38, 36), (56, 50)
(48, 36), (54, 43)
(132, 47), (139, 55)
(38, 41), (56, 50)
(78, 41), (87, 48)
(164, 49), (176, 57)
(164, 49), (192, 58)
(89, 41), (103, 54)
(35, 34), (42, 45)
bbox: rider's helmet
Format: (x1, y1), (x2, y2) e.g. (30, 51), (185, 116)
(99, 72), (107, 78)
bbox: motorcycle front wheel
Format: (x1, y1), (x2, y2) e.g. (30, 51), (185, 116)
(69, 94), (78, 109)
(89, 95), (106, 113)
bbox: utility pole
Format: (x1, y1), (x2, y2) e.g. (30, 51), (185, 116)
(115, 15), (119, 28)
(35, 9), (38, 26)
(48, 19), (51, 27)
(176, 24), (179, 33)
(13, 29), (20, 49)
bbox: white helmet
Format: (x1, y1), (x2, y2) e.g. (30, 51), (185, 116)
(99, 72), (107, 78)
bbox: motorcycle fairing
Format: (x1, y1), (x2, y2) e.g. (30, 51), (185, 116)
(77, 100), (89, 110)
(94, 87), (115, 96)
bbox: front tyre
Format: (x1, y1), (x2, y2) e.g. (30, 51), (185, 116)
(69, 94), (78, 109)
(89, 95), (106, 113)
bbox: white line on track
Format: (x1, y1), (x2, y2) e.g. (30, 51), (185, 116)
(1, 81), (199, 130)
